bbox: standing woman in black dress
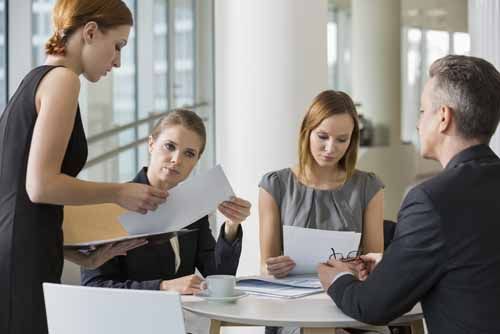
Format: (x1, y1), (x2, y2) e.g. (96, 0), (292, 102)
(0, 1), (168, 334)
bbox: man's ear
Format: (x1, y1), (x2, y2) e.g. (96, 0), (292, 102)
(438, 105), (453, 133)
(82, 21), (99, 44)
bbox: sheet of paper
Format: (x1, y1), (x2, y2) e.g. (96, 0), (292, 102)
(119, 165), (235, 234)
(237, 274), (321, 289)
(283, 225), (361, 275)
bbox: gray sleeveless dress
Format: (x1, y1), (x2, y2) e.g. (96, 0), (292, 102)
(259, 168), (384, 334)
(260, 168), (384, 233)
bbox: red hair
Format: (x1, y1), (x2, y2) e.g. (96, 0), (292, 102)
(45, 0), (133, 56)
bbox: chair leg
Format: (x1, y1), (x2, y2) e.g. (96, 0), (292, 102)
(303, 328), (337, 334)
(409, 320), (425, 334)
(209, 319), (222, 334)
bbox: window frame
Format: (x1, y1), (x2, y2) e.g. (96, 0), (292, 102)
(0, 0), (8, 114)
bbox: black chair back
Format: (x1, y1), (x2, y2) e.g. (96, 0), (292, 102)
(383, 219), (397, 250)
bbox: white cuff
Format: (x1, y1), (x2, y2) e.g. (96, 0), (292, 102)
(331, 271), (354, 286)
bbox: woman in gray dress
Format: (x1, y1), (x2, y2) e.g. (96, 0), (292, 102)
(259, 90), (386, 334)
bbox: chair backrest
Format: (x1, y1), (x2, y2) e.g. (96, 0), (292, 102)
(383, 219), (397, 250)
(43, 283), (186, 334)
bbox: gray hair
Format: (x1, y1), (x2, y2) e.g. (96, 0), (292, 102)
(429, 55), (500, 142)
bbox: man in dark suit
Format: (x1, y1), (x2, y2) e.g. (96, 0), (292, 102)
(317, 55), (500, 334)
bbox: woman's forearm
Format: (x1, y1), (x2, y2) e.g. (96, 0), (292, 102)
(27, 173), (121, 206)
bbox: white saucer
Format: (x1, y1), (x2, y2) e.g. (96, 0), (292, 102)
(195, 290), (248, 303)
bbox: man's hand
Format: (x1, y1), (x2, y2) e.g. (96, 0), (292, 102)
(317, 259), (366, 290)
(358, 253), (383, 281)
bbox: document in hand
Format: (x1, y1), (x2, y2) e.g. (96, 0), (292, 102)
(284, 225), (361, 275)
(236, 274), (323, 299)
(120, 165), (235, 235)
(64, 230), (192, 250)
(63, 203), (197, 249)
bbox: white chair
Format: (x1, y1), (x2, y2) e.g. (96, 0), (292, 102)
(43, 283), (186, 334)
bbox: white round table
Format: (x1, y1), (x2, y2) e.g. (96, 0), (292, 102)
(182, 293), (424, 334)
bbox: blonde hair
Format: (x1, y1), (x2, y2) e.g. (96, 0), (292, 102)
(150, 109), (207, 157)
(298, 90), (360, 181)
(45, 0), (133, 56)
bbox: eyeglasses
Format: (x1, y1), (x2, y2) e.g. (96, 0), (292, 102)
(329, 248), (362, 262)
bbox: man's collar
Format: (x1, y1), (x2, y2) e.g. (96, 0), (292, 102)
(445, 144), (498, 169)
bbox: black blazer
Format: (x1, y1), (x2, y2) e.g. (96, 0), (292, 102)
(328, 144), (500, 334)
(81, 167), (242, 290)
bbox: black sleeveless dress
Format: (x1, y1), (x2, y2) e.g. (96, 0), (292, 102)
(0, 65), (88, 334)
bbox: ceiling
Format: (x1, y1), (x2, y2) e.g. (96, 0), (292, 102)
(331, 0), (468, 32)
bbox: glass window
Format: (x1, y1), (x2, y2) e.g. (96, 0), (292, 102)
(401, 28), (470, 145)
(453, 32), (470, 55)
(113, 0), (137, 181)
(0, 0), (6, 113)
(327, 2), (352, 94)
(137, 0), (169, 172)
(401, 28), (423, 145)
(154, 0), (169, 112)
(30, 0), (214, 182)
(174, 0), (195, 107)
(32, 0), (55, 66)
(424, 30), (450, 75)
(327, 7), (337, 89)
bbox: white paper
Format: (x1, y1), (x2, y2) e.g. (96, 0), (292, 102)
(236, 275), (323, 299)
(283, 225), (361, 274)
(119, 165), (235, 234)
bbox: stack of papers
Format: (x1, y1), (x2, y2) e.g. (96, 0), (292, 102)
(237, 274), (323, 299)
(284, 225), (361, 274)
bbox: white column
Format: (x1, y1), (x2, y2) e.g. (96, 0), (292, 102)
(469, 0), (500, 154)
(350, 0), (421, 221)
(215, 0), (328, 276)
(351, 0), (401, 146)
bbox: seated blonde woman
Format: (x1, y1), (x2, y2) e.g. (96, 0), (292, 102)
(259, 90), (386, 334)
(82, 109), (251, 294)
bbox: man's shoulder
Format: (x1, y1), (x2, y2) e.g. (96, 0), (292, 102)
(408, 159), (500, 209)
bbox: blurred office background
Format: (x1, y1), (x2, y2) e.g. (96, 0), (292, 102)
(2, 1), (500, 299)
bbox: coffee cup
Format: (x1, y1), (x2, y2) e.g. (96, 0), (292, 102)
(201, 275), (236, 297)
